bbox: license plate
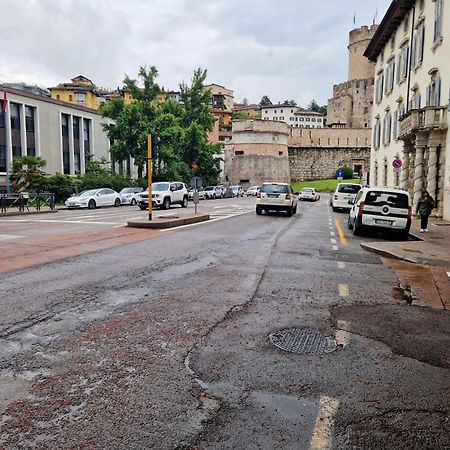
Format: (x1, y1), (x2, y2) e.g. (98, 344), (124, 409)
(375, 219), (393, 225)
(267, 194), (278, 198)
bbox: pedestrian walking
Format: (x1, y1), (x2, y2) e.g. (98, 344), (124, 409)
(416, 190), (435, 232)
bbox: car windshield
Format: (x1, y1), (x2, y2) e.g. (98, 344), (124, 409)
(248, 186), (258, 190)
(120, 188), (136, 194)
(152, 183), (170, 192)
(338, 184), (361, 194)
(364, 191), (409, 208)
(205, 186), (214, 191)
(302, 188), (314, 192)
(260, 184), (289, 194)
(79, 189), (98, 197)
(231, 186), (240, 190)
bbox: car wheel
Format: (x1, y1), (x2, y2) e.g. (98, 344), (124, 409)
(88, 199), (96, 209)
(181, 196), (188, 208)
(292, 205), (297, 214)
(353, 220), (362, 236)
(286, 206), (293, 217)
(399, 230), (409, 241)
(139, 204), (147, 211)
(256, 205), (262, 215)
(162, 197), (171, 210)
(114, 198), (121, 207)
(131, 198), (137, 206)
(332, 206), (337, 212)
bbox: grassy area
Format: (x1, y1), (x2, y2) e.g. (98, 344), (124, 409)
(292, 178), (361, 193)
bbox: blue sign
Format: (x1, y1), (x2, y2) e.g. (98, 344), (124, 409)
(337, 170), (344, 179)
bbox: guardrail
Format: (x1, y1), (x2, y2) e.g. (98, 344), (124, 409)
(0, 192), (56, 214)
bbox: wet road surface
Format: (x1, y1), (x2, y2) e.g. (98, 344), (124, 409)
(0, 198), (449, 449)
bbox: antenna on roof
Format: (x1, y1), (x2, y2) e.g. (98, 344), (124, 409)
(373, 7), (378, 25)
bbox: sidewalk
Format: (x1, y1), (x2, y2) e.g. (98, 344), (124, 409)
(361, 217), (450, 310)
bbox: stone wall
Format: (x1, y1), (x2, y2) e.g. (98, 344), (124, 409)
(289, 127), (371, 148)
(289, 147), (370, 181)
(348, 25), (378, 81)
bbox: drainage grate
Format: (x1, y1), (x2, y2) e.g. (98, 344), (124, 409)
(269, 328), (338, 355)
(319, 251), (381, 264)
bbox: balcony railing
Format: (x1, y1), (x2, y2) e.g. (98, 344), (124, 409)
(399, 106), (448, 138)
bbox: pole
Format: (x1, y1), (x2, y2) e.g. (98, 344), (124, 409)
(3, 89), (10, 194)
(147, 133), (153, 220)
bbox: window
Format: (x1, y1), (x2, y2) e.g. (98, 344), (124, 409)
(376, 71), (385, 102)
(25, 106), (35, 132)
(76, 93), (86, 105)
(317, 118), (321, 122)
(300, 117), (304, 121)
(426, 76), (441, 106)
(10, 103), (20, 130)
(373, 119), (381, 149)
(61, 113), (70, 174)
(396, 54), (402, 83)
(393, 110), (398, 140)
(306, 117), (310, 122)
(417, 24), (425, 64)
(401, 44), (409, 80)
(385, 59), (395, 93)
(69, 95), (73, 102)
(383, 111), (392, 145)
(434, 0), (443, 43)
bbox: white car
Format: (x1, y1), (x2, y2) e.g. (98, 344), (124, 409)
(204, 186), (216, 199)
(138, 182), (189, 210)
(299, 187), (320, 201)
(65, 188), (122, 209)
(348, 187), (412, 240)
(330, 183), (362, 211)
(120, 187), (144, 206)
(246, 186), (260, 197)
(188, 187), (205, 200)
(256, 182), (297, 217)
(230, 185), (244, 197)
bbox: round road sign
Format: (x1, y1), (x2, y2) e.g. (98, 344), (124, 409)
(392, 159), (403, 169)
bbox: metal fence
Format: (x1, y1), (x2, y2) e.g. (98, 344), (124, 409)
(0, 192), (56, 214)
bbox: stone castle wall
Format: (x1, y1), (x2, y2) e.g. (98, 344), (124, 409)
(289, 147), (370, 181)
(288, 127), (371, 148)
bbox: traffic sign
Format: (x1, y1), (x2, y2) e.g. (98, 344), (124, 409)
(337, 170), (344, 180)
(392, 159), (402, 169)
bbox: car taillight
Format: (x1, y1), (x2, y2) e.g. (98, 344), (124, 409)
(408, 206), (412, 218)
(286, 194), (291, 200)
(358, 200), (365, 216)
(257, 192), (261, 198)
(334, 195), (338, 200)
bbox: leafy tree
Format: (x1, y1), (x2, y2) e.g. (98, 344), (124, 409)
(308, 99), (320, 112)
(259, 95), (272, 107)
(241, 98), (249, 106)
(10, 156), (47, 192)
(336, 166), (354, 179)
(283, 99), (297, 106)
(318, 105), (327, 115)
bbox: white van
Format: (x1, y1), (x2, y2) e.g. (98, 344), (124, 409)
(330, 183), (362, 211)
(348, 187), (412, 240)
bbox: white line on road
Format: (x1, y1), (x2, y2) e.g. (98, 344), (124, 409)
(332, 245), (339, 251)
(337, 261), (346, 269)
(0, 234), (25, 240)
(338, 284), (349, 297)
(310, 396), (340, 450)
(330, 239), (337, 245)
(330, 232), (336, 237)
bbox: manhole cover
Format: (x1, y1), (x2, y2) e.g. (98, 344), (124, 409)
(269, 328), (338, 354)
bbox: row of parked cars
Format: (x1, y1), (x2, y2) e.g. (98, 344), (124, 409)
(330, 182), (412, 240)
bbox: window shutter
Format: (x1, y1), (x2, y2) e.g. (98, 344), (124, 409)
(426, 86), (431, 106)
(419, 26), (425, 63)
(435, 78), (441, 106)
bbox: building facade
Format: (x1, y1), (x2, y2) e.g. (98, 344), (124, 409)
(261, 105), (325, 128)
(0, 86), (113, 188)
(364, 0), (449, 220)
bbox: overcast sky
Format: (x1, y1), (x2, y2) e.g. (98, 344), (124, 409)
(1, 0), (391, 107)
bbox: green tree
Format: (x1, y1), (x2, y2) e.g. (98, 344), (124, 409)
(10, 156), (47, 192)
(43, 173), (75, 202)
(283, 99), (297, 106)
(308, 99), (320, 112)
(259, 95), (272, 107)
(318, 105), (327, 115)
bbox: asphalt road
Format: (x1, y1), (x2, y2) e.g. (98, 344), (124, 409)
(0, 198), (448, 449)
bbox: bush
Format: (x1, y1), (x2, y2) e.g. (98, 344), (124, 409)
(336, 166), (354, 179)
(43, 173), (75, 203)
(76, 172), (133, 193)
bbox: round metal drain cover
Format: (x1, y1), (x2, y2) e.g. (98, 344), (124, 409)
(269, 328), (337, 354)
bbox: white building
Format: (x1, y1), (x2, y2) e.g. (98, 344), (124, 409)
(0, 86), (120, 189)
(365, 0), (449, 220)
(261, 105), (324, 128)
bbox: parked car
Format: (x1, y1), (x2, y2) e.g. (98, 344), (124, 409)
(256, 182), (297, 216)
(223, 187), (234, 198)
(246, 186), (260, 197)
(65, 188), (122, 209)
(214, 186), (225, 199)
(188, 187), (205, 200)
(348, 187), (412, 240)
(330, 183), (362, 211)
(230, 185), (244, 197)
(204, 186), (216, 199)
(138, 182), (189, 210)
(120, 187), (144, 206)
(298, 187), (320, 201)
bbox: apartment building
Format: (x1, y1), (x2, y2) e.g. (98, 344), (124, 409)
(261, 105), (324, 128)
(0, 86), (114, 188)
(364, 0), (449, 220)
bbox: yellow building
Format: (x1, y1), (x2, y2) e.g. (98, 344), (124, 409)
(49, 75), (100, 110)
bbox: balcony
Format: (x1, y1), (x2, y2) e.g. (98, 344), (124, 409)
(399, 106), (448, 139)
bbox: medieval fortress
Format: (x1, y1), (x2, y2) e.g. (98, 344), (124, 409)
(224, 25), (378, 186)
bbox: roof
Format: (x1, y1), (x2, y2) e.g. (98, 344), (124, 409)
(1, 86), (100, 115)
(364, 0), (415, 61)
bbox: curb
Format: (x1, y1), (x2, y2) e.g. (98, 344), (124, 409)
(360, 242), (417, 264)
(127, 214), (210, 229)
(0, 209), (58, 218)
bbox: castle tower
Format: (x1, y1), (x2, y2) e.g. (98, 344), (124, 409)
(348, 25), (378, 80)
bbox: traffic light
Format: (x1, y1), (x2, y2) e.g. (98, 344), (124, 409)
(151, 133), (160, 159)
